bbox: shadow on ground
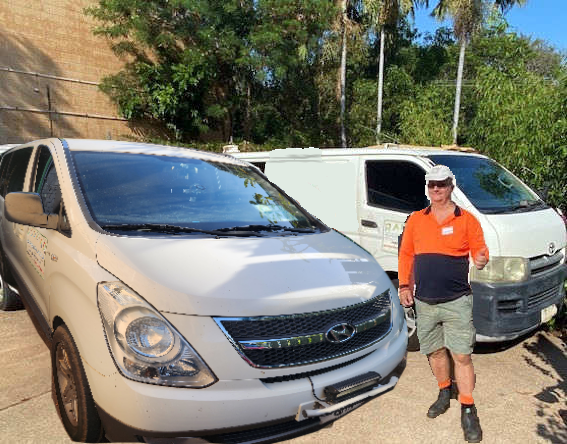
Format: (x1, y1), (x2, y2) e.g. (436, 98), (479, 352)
(521, 333), (567, 443)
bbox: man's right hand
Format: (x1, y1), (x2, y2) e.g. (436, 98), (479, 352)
(399, 287), (414, 307)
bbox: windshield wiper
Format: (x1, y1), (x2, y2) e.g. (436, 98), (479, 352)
(508, 200), (547, 212)
(216, 224), (317, 233)
(99, 223), (264, 237)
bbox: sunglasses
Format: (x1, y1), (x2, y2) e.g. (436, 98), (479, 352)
(427, 180), (451, 189)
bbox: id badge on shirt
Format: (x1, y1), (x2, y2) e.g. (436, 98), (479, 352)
(442, 226), (454, 236)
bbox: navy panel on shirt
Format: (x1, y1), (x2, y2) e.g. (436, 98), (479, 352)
(414, 253), (471, 303)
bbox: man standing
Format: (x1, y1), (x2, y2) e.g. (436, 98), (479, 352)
(398, 165), (488, 443)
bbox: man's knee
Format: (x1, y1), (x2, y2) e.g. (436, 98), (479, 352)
(428, 348), (448, 360)
(452, 352), (472, 366)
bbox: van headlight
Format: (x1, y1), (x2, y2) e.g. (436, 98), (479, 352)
(98, 282), (217, 388)
(470, 257), (528, 283)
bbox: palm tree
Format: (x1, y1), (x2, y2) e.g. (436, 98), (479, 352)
(367, 1), (428, 144)
(433, 0), (526, 145)
(336, 0), (365, 147)
(339, 0), (348, 147)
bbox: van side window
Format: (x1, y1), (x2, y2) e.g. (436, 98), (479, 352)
(366, 160), (428, 212)
(34, 145), (53, 193)
(5, 147), (34, 195)
(39, 163), (62, 215)
(35, 145), (62, 215)
(251, 162), (266, 173)
(0, 153), (13, 197)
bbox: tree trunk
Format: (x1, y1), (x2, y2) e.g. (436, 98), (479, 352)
(376, 27), (385, 145)
(339, 0), (347, 148)
(452, 39), (466, 145)
(245, 81), (251, 141)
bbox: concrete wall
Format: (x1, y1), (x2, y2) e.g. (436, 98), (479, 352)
(0, 0), (154, 144)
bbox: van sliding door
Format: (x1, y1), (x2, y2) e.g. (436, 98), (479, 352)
(358, 159), (429, 274)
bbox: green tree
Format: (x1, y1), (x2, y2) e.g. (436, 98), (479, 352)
(86, 0), (258, 140)
(365, 0), (427, 143)
(432, 0), (527, 144)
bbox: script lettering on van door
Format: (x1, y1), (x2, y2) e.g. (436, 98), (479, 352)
(26, 227), (48, 279)
(383, 220), (404, 253)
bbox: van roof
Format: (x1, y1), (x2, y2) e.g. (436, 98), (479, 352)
(63, 139), (248, 166)
(233, 145), (488, 160)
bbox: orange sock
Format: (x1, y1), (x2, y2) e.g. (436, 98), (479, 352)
(438, 378), (451, 390)
(459, 394), (474, 405)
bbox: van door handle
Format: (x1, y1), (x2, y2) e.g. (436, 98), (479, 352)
(361, 219), (377, 228)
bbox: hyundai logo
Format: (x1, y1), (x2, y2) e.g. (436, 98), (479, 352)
(326, 323), (356, 343)
(549, 242), (556, 255)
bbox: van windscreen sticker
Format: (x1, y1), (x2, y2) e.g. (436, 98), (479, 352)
(383, 220), (404, 253)
(26, 227), (48, 279)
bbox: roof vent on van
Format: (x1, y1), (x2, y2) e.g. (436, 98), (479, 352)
(366, 143), (477, 153)
(222, 143), (240, 154)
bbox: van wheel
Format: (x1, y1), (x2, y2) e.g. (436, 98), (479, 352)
(391, 278), (420, 352)
(0, 255), (22, 311)
(404, 305), (420, 352)
(52, 325), (103, 442)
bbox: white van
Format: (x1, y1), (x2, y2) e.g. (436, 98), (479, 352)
(232, 146), (567, 350)
(0, 139), (407, 443)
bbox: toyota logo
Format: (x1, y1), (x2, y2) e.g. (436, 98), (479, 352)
(549, 242), (556, 255)
(326, 323), (356, 343)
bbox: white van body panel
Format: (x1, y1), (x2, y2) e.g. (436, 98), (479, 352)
(87, 325), (407, 433)
(483, 209), (566, 258)
(95, 230), (389, 316)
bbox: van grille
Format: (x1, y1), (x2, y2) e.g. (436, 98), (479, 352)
(527, 286), (560, 309)
(530, 252), (563, 276)
(214, 290), (391, 368)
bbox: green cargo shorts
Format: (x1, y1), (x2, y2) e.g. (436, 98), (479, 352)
(415, 294), (476, 356)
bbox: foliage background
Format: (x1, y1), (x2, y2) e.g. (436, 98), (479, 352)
(86, 1), (566, 212)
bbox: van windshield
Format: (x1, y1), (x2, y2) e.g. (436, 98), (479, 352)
(71, 151), (324, 235)
(428, 155), (547, 214)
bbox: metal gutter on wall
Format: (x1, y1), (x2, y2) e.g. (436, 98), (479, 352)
(0, 106), (127, 122)
(0, 66), (100, 86)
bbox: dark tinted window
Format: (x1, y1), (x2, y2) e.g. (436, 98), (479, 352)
(251, 162), (266, 173)
(35, 145), (53, 193)
(0, 153), (13, 197)
(6, 147), (33, 195)
(39, 163), (62, 214)
(72, 151), (322, 232)
(366, 160), (428, 212)
(429, 155), (543, 214)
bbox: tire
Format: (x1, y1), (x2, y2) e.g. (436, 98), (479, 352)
(0, 250), (22, 311)
(392, 278), (420, 352)
(52, 325), (103, 443)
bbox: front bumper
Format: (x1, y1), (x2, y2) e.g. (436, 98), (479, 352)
(91, 324), (407, 443)
(472, 263), (566, 341)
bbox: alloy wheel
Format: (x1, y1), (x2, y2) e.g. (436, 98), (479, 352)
(56, 343), (79, 426)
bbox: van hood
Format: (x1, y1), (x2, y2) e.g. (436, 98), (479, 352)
(95, 231), (389, 316)
(482, 208), (566, 258)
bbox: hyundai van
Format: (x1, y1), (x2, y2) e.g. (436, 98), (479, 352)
(0, 139), (407, 442)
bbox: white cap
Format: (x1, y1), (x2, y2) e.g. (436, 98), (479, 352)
(425, 165), (455, 184)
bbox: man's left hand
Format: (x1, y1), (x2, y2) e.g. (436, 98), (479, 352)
(474, 247), (488, 270)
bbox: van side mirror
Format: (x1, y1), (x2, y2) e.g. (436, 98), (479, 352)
(5, 192), (59, 229)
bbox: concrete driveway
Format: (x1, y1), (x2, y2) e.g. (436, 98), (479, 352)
(1, 309), (565, 443)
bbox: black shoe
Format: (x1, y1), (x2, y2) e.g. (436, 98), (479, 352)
(461, 405), (483, 443)
(427, 387), (452, 418)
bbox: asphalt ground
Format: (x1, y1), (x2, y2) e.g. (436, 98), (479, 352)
(1, 309), (565, 444)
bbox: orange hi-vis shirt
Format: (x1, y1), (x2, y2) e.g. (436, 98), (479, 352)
(398, 205), (489, 303)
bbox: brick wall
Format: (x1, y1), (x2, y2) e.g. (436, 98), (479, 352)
(0, 0), (155, 144)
